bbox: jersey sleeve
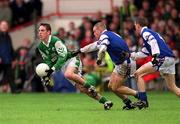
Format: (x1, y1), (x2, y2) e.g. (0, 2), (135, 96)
(52, 41), (68, 70)
(131, 44), (149, 60)
(97, 34), (110, 47)
(142, 32), (160, 56)
(80, 41), (98, 53)
(96, 34), (109, 60)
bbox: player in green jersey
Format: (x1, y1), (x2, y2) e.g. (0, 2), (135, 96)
(37, 23), (113, 110)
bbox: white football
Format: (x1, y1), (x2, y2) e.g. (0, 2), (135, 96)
(35, 63), (50, 77)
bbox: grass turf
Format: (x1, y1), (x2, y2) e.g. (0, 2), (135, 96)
(0, 92), (180, 124)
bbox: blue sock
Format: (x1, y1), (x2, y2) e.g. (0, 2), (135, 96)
(138, 92), (147, 101)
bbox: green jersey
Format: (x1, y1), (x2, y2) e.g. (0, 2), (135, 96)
(38, 35), (70, 70)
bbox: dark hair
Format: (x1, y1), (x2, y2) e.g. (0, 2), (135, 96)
(39, 23), (51, 32)
(135, 18), (148, 27)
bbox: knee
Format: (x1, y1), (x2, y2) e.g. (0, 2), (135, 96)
(175, 92), (180, 97)
(173, 89), (180, 97)
(134, 72), (143, 80)
(171, 87), (180, 97)
(108, 83), (112, 91)
(111, 87), (118, 92)
(134, 72), (139, 79)
(64, 71), (74, 80)
(167, 85), (180, 97)
(108, 83), (118, 92)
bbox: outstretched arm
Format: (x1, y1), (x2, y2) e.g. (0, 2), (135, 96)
(96, 34), (110, 65)
(70, 41), (99, 57)
(131, 47), (149, 60)
(80, 41), (98, 53)
(96, 44), (107, 64)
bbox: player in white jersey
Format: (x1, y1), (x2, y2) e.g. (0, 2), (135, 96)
(131, 18), (180, 109)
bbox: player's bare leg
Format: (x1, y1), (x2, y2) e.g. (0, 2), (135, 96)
(64, 66), (97, 97)
(64, 66), (113, 110)
(108, 72), (137, 96)
(108, 72), (137, 110)
(75, 83), (113, 110)
(134, 63), (156, 91)
(163, 74), (180, 97)
(133, 62), (156, 109)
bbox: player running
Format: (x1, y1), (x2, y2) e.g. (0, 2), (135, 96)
(37, 23), (113, 110)
(131, 18), (180, 109)
(73, 22), (139, 110)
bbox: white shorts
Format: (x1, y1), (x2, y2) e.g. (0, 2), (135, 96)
(113, 58), (136, 77)
(61, 57), (82, 85)
(149, 57), (175, 75)
(159, 57), (175, 74)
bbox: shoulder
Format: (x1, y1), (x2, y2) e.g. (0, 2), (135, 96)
(99, 34), (109, 41)
(141, 30), (152, 40)
(51, 35), (61, 41)
(54, 40), (66, 49)
(51, 35), (64, 44)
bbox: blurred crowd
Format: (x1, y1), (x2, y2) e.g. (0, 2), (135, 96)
(0, 0), (180, 93)
(0, 0), (42, 27)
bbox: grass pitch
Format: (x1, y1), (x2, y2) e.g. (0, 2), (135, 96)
(0, 92), (180, 124)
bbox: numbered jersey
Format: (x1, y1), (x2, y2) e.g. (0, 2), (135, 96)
(38, 35), (68, 70)
(141, 27), (174, 58)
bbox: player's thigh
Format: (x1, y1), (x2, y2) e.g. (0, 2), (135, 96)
(135, 62), (156, 77)
(64, 57), (82, 75)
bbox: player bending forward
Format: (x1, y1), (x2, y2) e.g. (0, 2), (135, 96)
(37, 23), (113, 110)
(73, 22), (139, 110)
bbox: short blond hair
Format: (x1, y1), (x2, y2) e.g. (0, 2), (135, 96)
(94, 22), (106, 30)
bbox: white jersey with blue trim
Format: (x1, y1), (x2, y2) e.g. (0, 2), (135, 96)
(141, 27), (175, 58)
(97, 30), (130, 65)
